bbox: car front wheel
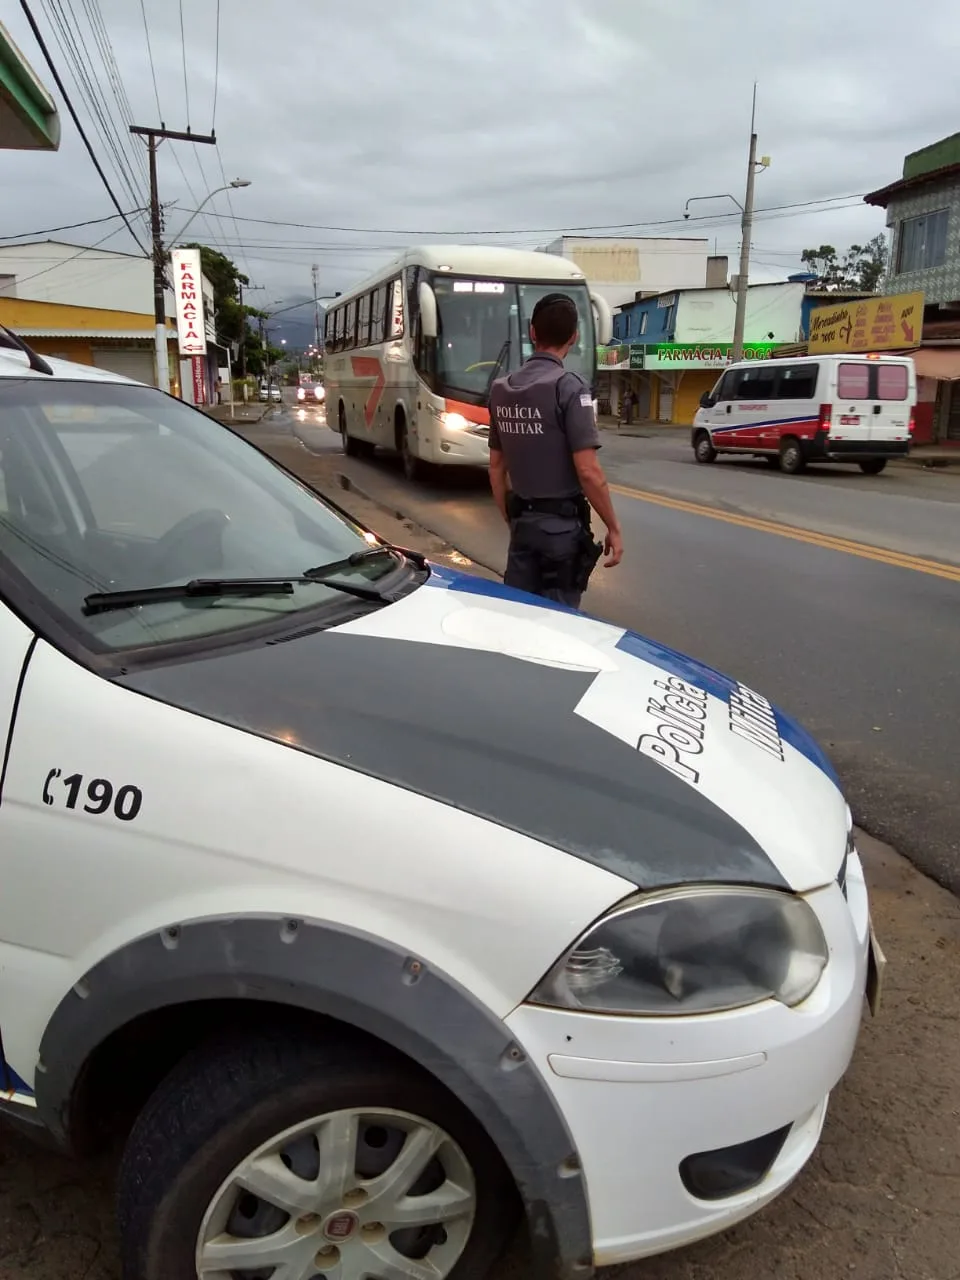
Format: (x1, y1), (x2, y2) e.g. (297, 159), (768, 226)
(779, 437), (806, 475)
(693, 431), (717, 464)
(117, 1030), (516, 1280)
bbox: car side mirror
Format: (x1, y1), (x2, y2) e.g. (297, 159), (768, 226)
(700, 391), (716, 409)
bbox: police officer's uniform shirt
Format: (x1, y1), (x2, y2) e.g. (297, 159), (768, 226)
(488, 353), (600, 499)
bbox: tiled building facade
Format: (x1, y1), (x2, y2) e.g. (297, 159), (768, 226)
(866, 134), (960, 443)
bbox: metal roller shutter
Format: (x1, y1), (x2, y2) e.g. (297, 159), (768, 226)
(91, 347), (155, 385)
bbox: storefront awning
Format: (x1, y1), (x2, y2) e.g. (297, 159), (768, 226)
(0, 21), (60, 149)
(910, 347), (960, 381)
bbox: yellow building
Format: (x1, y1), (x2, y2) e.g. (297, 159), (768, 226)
(0, 297), (181, 395)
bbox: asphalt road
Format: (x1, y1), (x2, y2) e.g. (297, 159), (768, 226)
(283, 401), (960, 893)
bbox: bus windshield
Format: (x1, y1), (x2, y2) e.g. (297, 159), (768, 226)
(429, 276), (595, 402)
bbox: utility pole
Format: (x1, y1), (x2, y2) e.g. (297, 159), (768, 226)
(312, 264), (321, 351)
(130, 125), (217, 393)
(237, 280), (264, 378)
(732, 86), (769, 364)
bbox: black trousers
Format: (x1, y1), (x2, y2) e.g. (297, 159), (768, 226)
(504, 510), (584, 609)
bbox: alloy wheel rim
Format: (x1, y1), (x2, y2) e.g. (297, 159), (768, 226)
(195, 1107), (476, 1280)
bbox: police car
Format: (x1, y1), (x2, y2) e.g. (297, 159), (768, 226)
(0, 331), (878, 1279)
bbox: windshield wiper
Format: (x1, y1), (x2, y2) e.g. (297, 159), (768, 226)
(82, 545), (427, 616)
(83, 573), (386, 616)
(483, 339), (511, 405)
(303, 543), (427, 579)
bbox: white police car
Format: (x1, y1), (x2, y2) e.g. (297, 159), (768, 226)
(0, 330), (879, 1279)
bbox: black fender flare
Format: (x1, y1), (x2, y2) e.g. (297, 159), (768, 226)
(37, 914), (593, 1279)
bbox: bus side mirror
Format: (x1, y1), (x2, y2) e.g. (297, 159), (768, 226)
(590, 289), (613, 345)
(419, 282), (438, 340)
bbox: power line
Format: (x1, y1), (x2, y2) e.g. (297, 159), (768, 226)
(178, 0), (190, 125)
(17, 0), (148, 253)
(10, 224), (140, 287)
(0, 208), (148, 240)
(38, 0), (150, 239)
(169, 193), (868, 240)
(40, 0), (143, 209)
(212, 0), (221, 129)
(216, 146), (251, 277)
(138, 0), (162, 121)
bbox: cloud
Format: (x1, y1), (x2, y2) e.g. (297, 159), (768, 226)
(3, 0), (959, 323)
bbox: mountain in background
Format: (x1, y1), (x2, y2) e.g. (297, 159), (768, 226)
(264, 296), (325, 350)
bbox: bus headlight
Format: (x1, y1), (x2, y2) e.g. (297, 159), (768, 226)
(441, 412), (469, 432)
(529, 886), (829, 1016)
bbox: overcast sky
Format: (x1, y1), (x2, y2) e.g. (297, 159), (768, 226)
(4, 0), (960, 340)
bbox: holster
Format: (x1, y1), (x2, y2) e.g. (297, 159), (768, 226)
(574, 524), (604, 593)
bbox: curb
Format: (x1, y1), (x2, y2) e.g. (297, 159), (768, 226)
(333, 471), (505, 579)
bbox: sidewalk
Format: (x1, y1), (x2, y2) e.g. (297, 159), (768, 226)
(599, 416), (960, 468)
(201, 402), (272, 424)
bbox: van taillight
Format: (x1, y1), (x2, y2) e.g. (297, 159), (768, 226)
(819, 404), (832, 431)
(908, 409), (916, 435)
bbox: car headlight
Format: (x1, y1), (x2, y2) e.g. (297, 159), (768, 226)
(297, 389), (305, 400)
(315, 387), (325, 400)
(441, 411), (469, 432)
(530, 886), (829, 1016)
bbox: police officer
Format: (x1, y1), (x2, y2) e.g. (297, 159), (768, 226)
(488, 292), (623, 609)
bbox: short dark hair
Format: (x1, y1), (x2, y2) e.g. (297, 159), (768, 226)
(531, 293), (579, 348)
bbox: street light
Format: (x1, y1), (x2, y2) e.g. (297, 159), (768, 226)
(684, 86), (770, 362)
(168, 179), (252, 248)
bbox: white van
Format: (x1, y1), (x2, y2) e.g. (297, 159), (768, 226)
(692, 354), (916, 475)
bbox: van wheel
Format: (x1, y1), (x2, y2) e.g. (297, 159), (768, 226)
(398, 417), (427, 482)
(117, 1030), (517, 1280)
(858, 459), (888, 475)
(779, 438), (806, 475)
(340, 405), (361, 458)
(693, 431), (717, 464)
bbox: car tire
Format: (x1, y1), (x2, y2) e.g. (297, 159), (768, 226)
(340, 405), (361, 457)
(693, 431), (717, 464)
(399, 418), (428, 482)
(117, 1028), (517, 1280)
(858, 459), (888, 475)
(779, 437), (806, 475)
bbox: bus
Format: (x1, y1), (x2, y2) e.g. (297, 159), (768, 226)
(323, 246), (613, 480)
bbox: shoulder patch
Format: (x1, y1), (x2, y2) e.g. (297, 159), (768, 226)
(579, 393), (593, 408)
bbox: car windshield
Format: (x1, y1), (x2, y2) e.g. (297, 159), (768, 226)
(0, 379), (409, 652)
(430, 277), (595, 401)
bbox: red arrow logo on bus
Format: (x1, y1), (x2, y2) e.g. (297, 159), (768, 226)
(350, 356), (385, 426)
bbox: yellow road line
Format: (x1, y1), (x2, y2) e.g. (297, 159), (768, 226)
(609, 483), (960, 584)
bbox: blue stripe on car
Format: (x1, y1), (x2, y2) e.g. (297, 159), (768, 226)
(616, 630), (840, 784)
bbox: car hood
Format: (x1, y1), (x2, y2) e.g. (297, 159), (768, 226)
(118, 565), (847, 894)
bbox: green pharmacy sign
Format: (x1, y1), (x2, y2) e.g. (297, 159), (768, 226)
(643, 342), (783, 370)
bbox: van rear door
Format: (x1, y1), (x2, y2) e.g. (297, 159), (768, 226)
(830, 361), (875, 449)
(870, 360), (913, 443)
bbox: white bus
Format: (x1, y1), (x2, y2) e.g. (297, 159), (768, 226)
(323, 246), (613, 480)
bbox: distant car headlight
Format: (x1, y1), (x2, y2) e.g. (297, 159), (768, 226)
(315, 386), (325, 400)
(441, 411), (469, 432)
(297, 388), (306, 400)
(530, 886), (829, 1016)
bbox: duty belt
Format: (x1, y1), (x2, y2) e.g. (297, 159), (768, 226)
(509, 494), (588, 519)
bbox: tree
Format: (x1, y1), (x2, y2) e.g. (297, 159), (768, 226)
(800, 235), (888, 293)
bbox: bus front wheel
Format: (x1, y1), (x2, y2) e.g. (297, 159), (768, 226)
(340, 404), (361, 457)
(398, 415), (427, 483)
